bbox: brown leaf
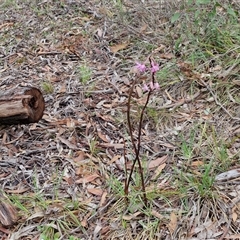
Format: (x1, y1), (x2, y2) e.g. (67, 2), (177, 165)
(87, 188), (103, 196)
(73, 151), (86, 162)
(122, 211), (141, 220)
(0, 202), (18, 226)
(97, 131), (110, 143)
(66, 118), (75, 128)
(0, 22), (14, 30)
(160, 53), (175, 59)
(76, 173), (99, 184)
(63, 177), (74, 185)
(99, 143), (124, 149)
(191, 160), (204, 167)
(110, 42), (128, 53)
(136, 85), (143, 98)
(95, 112), (114, 122)
(225, 234), (240, 239)
(101, 226), (110, 235)
(148, 155), (168, 170)
(5, 188), (29, 194)
(232, 211), (238, 222)
(108, 155), (121, 165)
(140, 23), (147, 33)
(152, 163), (167, 180)
(151, 210), (164, 219)
(168, 212), (177, 234)
(81, 218), (88, 227)
(100, 191), (107, 207)
(58, 136), (78, 150)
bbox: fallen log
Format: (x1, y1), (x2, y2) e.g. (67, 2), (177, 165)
(0, 86), (45, 125)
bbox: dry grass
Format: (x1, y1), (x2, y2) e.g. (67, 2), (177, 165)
(0, 0), (240, 239)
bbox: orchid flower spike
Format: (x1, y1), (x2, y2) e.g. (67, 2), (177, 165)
(142, 83), (149, 92)
(149, 82), (154, 90)
(154, 82), (160, 90)
(135, 62), (146, 73)
(150, 62), (159, 73)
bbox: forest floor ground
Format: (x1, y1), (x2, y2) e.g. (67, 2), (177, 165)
(0, 0), (240, 239)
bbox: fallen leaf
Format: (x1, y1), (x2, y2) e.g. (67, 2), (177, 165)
(140, 23), (147, 33)
(152, 163), (166, 180)
(66, 118), (75, 128)
(0, 225), (11, 234)
(87, 188), (103, 196)
(81, 218), (88, 227)
(99, 143), (124, 149)
(97, 28), (103, 38)
(76, 174), (99, 184)
(101, 226), (110, 235)
(63, 176), (74, 185)
(122, 211), (141, 220)
(0, 22), (14, 30)
(73, 151), (86, 162)
(151, 210), (163, 219)
(209, 65), (222, 72)
(215, 169), (240, 181)
(108, 155), (121, 165)
(5, 188), (29, 194)
(148, 155), (168, 170)
(232, 211), (238, 222)
(224, 234), (240, 239)
(152, 44), (166, 53)
(168, 212), (177, 234)
(110, 42), (128, 53)
(97, 131), (110, 143)
(191, 160), (204, 167)
(160, 53), (175, 59)
(58, 136), (78, 150)
(100, 191), (107, 207)
(0, 202), (18, 226)
(27, 211), (45, 221)
(232, 206), (238, 222)
(93, 223), (102, 239)
(95, 112), (115, 122)
(136, 85), (143, 98)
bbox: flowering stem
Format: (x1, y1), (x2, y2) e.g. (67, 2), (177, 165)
(124, 79), (137, 199)
(125, 81), (151, 207)
(124, 57), (159, 207)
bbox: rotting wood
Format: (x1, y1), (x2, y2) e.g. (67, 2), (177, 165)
(0, 87), (45, 125)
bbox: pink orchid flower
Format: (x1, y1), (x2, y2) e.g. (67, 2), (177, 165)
(135, 62), (146, 73)
(154, 82), (160, 90)
(150, 62), (159, 73)
(142, 83), (149, 92)
(149, 82), (154, 90)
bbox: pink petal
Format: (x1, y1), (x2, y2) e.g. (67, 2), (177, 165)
(142, 84), (149, 92)
(149, 82), (154, 90)
(154, 82), (160, 89)
(151, 62), (159, 73)
(136, 62), (146, 73)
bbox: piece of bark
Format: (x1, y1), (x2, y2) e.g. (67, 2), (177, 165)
(0, 87), (45, 125)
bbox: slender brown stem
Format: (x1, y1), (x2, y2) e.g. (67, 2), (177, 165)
(125, 80), (152, 206)
(124, 79), (138, 197)
(123, 139), (129, 204)
(126, 80), (138, 155)
(135, 90), (152, 206)
(125, 56), (156, 207)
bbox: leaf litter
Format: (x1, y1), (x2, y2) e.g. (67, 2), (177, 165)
(0, 0), (240, 239)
